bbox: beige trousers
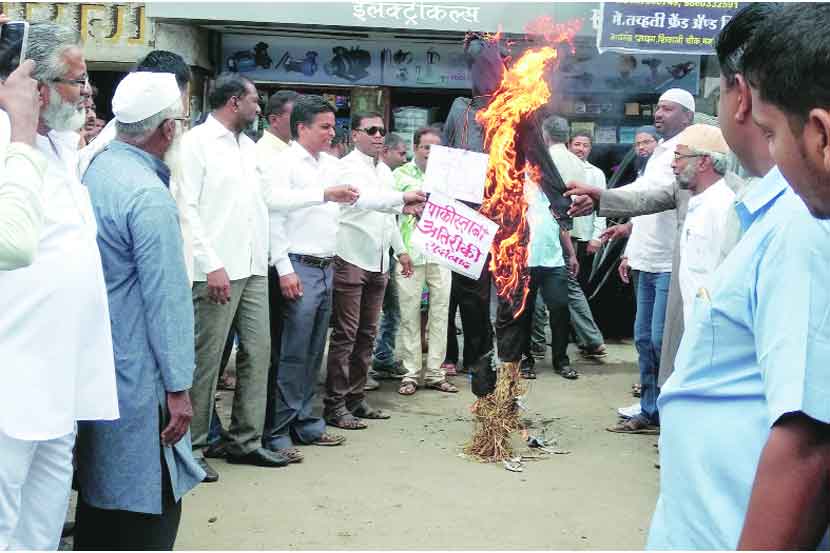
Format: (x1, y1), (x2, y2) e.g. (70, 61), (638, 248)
(396, 262), (452, 385)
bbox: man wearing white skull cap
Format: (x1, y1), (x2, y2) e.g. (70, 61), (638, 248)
(75, 71), (204, 550)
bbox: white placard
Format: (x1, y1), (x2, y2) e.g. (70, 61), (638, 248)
(410, 192), (498, 279)
(423, 145), (488, 204)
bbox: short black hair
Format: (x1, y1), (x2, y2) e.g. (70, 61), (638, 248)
(208, 72), (254, 111)
(266, 90), (299, 116)
(350, 111), (383, 130)
(414, 126), (441, 147)
(714, 3), (782, 89)
(290, 95), (335, 139)
(741, 3), (827, 127)
(135, 50), (192, 91)
(570, 132), (592, 144)
(384, 132), (406, 149)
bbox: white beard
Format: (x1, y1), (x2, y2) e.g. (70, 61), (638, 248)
(163, 122), (184, 181)
(41, 86), (86, 132)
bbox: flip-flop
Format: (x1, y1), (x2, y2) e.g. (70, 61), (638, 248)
(311, 432), (347, 446)
(398, 381), (417, 396)
(351, 404), (391, 420)
(606, 419), (660, 435)
(325, 414), (367, 430)
(427, 380), (458, 393)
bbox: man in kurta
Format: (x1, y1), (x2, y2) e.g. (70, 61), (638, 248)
(76, 72), (204, 550)
(0, 23), (119, 550)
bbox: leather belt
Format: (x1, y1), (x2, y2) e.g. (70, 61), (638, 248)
(293, 254), (334, 269)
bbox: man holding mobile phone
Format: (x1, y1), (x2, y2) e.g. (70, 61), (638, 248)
(0, 22), (119, 550)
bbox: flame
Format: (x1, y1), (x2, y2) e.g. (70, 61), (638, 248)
(477, 18), (580, 318)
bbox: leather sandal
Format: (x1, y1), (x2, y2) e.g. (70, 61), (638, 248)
(325, 413), (368, 430)
(311, 432), (346, 446)
(427, 380), (458, 393)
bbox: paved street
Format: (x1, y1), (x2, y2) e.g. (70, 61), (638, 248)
(173, 342), (658, 550)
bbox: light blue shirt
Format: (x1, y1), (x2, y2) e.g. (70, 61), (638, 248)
(647, 167), (830, 549)
(526, 185), (564, 268)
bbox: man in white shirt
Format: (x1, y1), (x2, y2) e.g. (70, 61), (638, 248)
(565, 132), (607, 358)
(606, 90), (692, 433)
(323, 112), (415, 429)
(179, 73), (286, 481)
(670, 125), (733, 327)
(0, 58), (48, 270)
(255, 89), (299, 459)
(0, 23), (119, 549)
(261, 95), (424, 454)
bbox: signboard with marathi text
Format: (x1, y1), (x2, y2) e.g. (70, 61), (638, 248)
(597, 2), (745, 55)
(411, 192), (497, 279)
(423, 146), (488, 204)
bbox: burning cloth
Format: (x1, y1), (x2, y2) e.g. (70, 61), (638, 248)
(475, 25), (577, 362)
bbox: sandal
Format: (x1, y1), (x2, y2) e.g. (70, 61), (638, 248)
(427, 380), (458, 393)
(580, 345), (608, 359)
(398, 381), (417, 396)
(441, 363), (457, 377)
(606, 418), (660, 435)
(350, 403), (390, 420)
(558, 366), (579, 380)
(270, 447), (304, 463)
(311, 432), (346, 446)
(520, 368), (537, 380)
(325, 414), (367, 430)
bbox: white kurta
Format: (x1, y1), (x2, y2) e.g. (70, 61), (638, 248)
(678, 178), (735, 327)
(0, 130), (118, 441)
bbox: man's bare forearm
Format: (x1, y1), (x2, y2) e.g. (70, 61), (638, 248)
(738, 413), (830, 550)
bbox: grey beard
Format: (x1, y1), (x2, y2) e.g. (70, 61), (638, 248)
(42, 89), (86, 132)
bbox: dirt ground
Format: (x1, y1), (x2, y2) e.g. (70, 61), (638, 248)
(173, 341), (659, 550)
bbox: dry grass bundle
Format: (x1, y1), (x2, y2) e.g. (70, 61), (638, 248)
(465, 361), (527, 461)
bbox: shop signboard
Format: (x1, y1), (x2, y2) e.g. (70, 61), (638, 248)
(223, 34), (471, 89)
(597, 1), (745, 55)
(553, 36), (701, 95)
(423, 146), (488, 204)
(411, 192), (497, 280)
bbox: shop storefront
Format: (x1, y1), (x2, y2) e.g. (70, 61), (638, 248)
(12, 2), (213, 124)
(147, 1), (712, 162)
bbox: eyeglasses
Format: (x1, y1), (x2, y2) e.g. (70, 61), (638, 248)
(52, 75), (89, 88)
(673, 152), (704, 160)
(357, 126), (387, 137)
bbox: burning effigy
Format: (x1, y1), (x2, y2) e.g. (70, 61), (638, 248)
(465, 18), (581, 461)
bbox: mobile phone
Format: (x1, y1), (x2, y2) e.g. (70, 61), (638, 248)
(0, 21), (29, 80)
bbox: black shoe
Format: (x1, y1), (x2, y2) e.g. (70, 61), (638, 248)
(197, 458), (219, 482)
(204, 441), (228, 459)
(226, 447), (289, 467)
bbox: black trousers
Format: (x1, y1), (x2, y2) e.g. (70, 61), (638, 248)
(496, 266), (570, 370)
(262, 266), (285, 446)
(444, 265), (496, 397)
(74, 458), (181, 550)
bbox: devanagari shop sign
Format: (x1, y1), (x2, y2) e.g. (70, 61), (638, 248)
(411, 192), (497, 280)
(597, 2), (744, 55)
(423, 145), (488, 204)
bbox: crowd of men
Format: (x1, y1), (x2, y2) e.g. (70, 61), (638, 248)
(3, 2), (830, 550)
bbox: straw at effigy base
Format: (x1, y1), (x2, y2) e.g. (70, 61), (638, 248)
(465, 361), (527, 461)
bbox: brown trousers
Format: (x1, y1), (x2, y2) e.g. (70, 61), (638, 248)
(323, 258), (389, 418)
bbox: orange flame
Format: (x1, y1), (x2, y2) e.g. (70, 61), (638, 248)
(477, 18), (580, 318)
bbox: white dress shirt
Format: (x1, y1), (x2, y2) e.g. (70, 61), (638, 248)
(624, 134), (680, 273)
(179, 115), (269, 281)
(336, 149), (405, 272)
(262, 142), (404, 276)
(571, 161), (607, 242)
(0, 130), (118, 441)
(678, 178), (735, 327)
